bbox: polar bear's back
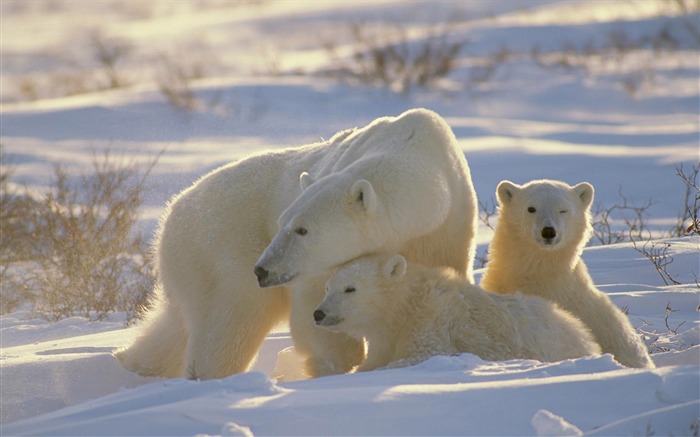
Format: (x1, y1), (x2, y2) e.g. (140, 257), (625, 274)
(499, 293), (601, 361)
(404, 265), (599, 364)
(308, 108), (465, 177)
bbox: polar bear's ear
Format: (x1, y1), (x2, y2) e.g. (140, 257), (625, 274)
(299, 172), (314, 191)
(496, 180), (519, 205)
(383, 255), (407, 280)
(573, 182), (595, 209)
(350, 179), (377, 215)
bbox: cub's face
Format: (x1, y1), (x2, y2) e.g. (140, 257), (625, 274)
(314, 254), (407, 336)
(254, 175), (390, 288)
(496, 180), (594, 250)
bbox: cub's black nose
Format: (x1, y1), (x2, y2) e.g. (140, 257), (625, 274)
(313, 309), (326, 323)
(254, 265), (268, 283)
(541, 227), (556, 239)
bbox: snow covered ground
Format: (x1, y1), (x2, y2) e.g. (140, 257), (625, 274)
(1, 0), (698, 435)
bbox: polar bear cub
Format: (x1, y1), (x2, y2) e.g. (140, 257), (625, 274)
(481, 179), (654, 368)
(314, 253), (600, 371)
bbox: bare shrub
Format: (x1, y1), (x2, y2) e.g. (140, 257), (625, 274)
(662, 301), (686, 333)
(16, 77), (40, 101)
(477, 197), (497, 231)
(474, 197), (497, 269)
(601, 163), (700, 287)
(631, 237), (681, 286)
(671, 162), (700, 236)
(324, 21), (466, 95)
(0, 148), (37, 262)
(591, 190), (653, 245)
(156, 54), (200, 111)
(14, 67), (97, 102)
(530, 21), (694, 97)
(466, 45), (511, 88)
(639, 300), (694, 354)
(0, 265), (29, 314)
(89, 30), (133, 89)
(155, 47), (224, 112)
(12, 30), (133, 102)
(0, 148), (158, 321)
(0, 147), (40, 312)
(661, 0), (700, 13)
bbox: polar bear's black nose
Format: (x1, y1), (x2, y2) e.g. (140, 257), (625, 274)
(313, 309), (326, 323)
(254, 265), (268, 283)
(542, 227), (556, 239)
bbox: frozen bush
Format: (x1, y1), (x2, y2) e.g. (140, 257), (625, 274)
(324, 21), (466, 95)
(0, 149), (157, 321)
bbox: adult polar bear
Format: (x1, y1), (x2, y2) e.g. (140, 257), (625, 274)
(117, 108), (478, 379)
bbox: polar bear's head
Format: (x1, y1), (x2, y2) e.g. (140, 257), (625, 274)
(254, 174), (395, 288)
(313, 254), (407, 335)
(496, 179), (594, 251)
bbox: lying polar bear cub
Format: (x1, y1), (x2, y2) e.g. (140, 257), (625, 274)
(314, 253), (601, 371)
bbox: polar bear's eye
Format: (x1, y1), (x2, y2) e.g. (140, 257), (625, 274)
(527, 207), (536, 213)
(294, 227), (308, 236)
(344, 287), (356, 293)
(560, 210), (568, 214)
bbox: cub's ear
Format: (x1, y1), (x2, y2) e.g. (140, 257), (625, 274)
(573, 182), (594, 209)
(496, 180), (520, 205)
(299, 172), (315, 191)
(383, 255), (407, 280)
(350, 179), (377, 215)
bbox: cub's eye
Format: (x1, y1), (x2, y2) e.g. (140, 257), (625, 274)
(294, 227), (308, 236)
(560, 210), (568, 214)
(344, 287), (356, 293)
(527, 207), (536, 213)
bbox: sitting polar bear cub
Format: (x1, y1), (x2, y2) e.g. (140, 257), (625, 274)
(481, 179), (654, 368)
(314, 253), (601, 371)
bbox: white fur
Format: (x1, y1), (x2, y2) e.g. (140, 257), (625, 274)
(315, 254), (600, 372)
(481, 179), (654, 368)
(116, 108), (478, 379)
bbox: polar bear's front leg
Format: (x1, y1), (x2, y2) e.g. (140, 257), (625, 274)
(290, 277), (365, 377)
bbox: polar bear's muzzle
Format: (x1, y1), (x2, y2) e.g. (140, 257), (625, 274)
(541, 226), (556, 241)
(313, 309), (343, 329)
(538, 225), (561, 247)
(253, 264), (297, 288)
